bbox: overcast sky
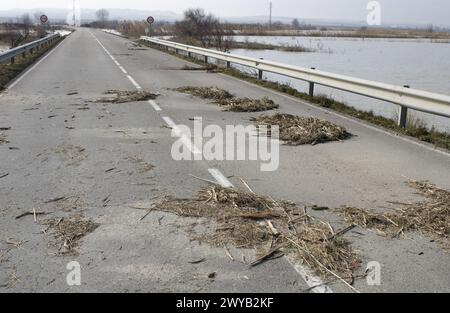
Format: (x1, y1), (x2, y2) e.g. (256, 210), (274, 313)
(1, 0), (450, 25)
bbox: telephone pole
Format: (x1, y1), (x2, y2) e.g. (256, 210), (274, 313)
(72, 0), (76, 26)
(269, 1), (273, 29)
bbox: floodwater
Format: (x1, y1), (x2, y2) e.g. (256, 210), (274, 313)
(230, 36), (450, 132)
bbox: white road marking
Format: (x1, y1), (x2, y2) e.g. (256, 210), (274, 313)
(285, 254), (333, 293)
(162, 116), (201, 155)
(90, 30), (142, 90)
(126, 75), (142, 90)
(208, 168), (234, 188)
(7, 39), (66, 90)
(149, 100), (162, 111)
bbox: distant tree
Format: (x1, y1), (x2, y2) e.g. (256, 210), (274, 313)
(96, 9), (110, 27)
(34, 11), (45, 23)
(175, 8), (233, 51)
(19, 13), (32, 32)
(292, 18), (300, 29)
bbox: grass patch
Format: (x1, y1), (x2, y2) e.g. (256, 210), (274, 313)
(142, 40), (450, 150)
(0, 37), (64, 90)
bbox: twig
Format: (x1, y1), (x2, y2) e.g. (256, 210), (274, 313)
(328, 224), (356, 241)
(250, 247), (285, 267)
(189, 174), (221, 186)
(224, 245), (235, 261)
(266, 220), (279, 236)
(16, 211), (47, 220)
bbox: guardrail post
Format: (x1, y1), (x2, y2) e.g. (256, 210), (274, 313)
(188, 52), (192, 58)
(226, 61), (231, 69)
(258, 58), (264, 80)
(398, 85), (410, 128)
(10, 57), (15, 64)
(204, 56), (208, 64)
(309, 67), (316, 97)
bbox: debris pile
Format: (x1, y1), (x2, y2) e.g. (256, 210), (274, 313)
(337, 181), (450, 250)
(175, 86), (279, 112)
(43, 217), (99, 255)
(251, 113), (350, 145)
(216, 97), (279, 112)
(95, 90), (159, 104)
(0, 133), (8, 145)
(155, 185), (361, 280)
(175, 86), (233, 101)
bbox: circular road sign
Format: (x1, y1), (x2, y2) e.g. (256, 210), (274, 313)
(40, 15), (48, 24)
(147, 16), (155, 24)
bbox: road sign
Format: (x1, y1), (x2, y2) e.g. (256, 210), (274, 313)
(40, 15), (48, 24)
(147, 16), (155, 24)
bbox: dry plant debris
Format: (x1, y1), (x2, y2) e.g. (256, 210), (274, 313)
(43, 216), (99, 255)
(127, 156), (155, 174)
(95, 90), (159, 104)
(337, 181), (449, 250)
(251, 113), (350, 145)
(54, 144), (87, 166)
(0, 133), (9, 145)
(216, 97), (279, 112)
(175, 86), (233, 101)
(175, 86), (279, 112)
(155, 185), (361, 280)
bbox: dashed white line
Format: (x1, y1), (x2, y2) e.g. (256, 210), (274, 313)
(149, 100), (162, 111)
(208, 168), (234, 188)
(126, 75), (142, 90)
(162, 116), (201, 155)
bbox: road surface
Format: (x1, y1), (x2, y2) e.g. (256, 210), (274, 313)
(0, 28), (449, 293)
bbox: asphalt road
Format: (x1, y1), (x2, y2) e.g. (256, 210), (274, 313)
(0, 28), (449, 293)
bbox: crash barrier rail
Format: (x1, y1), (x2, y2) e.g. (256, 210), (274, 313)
(0, 33), (61, 65)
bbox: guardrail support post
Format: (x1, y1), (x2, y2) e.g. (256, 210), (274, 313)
(226, 61), (231, 69)
(308, 67), (316, 97)
(258, 70), (263, 80)
(188, 52), (192, 58)
(204, 56), (208, 64)
(10, 57), (15, 64)
(398, 85), (410, 128)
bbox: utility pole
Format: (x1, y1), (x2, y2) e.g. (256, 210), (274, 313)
(269, 1), (273, 29)
(72, 0), (76, 26)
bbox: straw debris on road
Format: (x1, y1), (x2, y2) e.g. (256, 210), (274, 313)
(43, 216), (99, 255)
(175, 86), (279, 112)
(155, 185), (361, 280)
(0, 133), (9, 145)
(95, 90), (159, 104)
(337, 181), (449, 250)
(175, 86), (233, 101)
(251, 113), (350, 145)
(216, 97), (279, 112)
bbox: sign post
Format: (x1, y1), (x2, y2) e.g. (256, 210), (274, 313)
(146, 16), (155, 36)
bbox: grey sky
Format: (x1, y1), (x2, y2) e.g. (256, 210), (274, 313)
(1, 0), (450, 25)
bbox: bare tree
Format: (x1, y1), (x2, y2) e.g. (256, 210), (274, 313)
(292, 18), (300, 29)
(96, 9), (110, 27)
(175, 8), (233, 51)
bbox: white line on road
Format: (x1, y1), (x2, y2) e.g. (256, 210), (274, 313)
(208, 168), (234, 188)
(162, 116), (202, 155)
(149, 100), (162, 111)
(126, 75), (142, 90)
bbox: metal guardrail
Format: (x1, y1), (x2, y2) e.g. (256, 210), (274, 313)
(0, 33), (61, 65)
(140, 36), (450, 127)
